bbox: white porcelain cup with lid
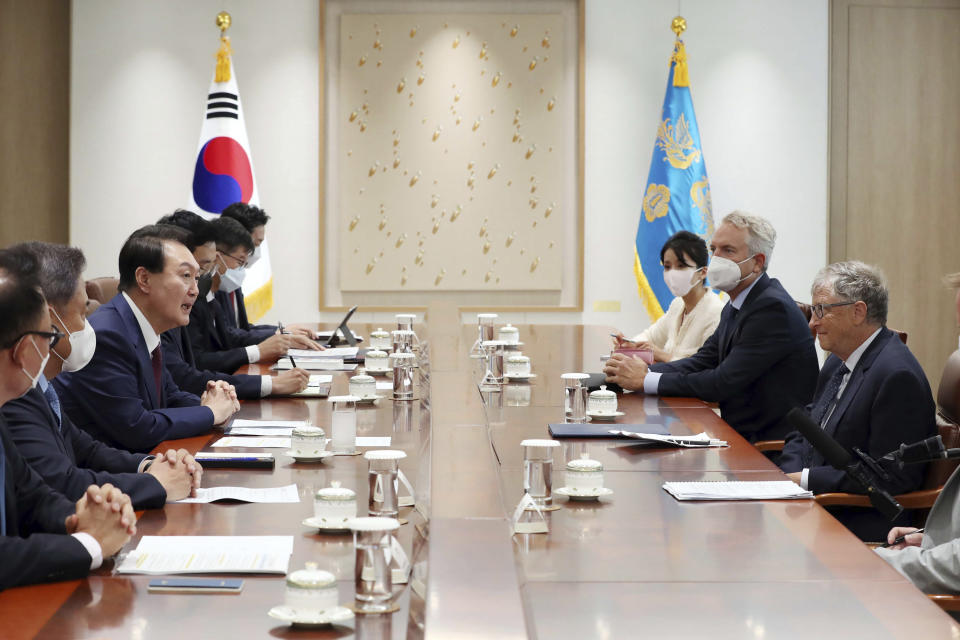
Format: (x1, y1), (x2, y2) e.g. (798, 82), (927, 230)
(285, 562), (339, 614)
(291, 426), (327, 457)
(370, 328), (392, 350)
(587, 385), (618, 414)
(314, 481), (357, 523)
(498, 323), (520, 345)
(349, 370), (377, 398)
(505, 354), (531, 376)
(364, 349), (390, 372)
(565, 455), (604, 490)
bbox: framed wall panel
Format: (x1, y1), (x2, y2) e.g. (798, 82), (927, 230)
(321, 0), (583, 311)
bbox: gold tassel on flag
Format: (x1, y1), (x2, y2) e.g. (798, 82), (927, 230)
(670, 16), (689, 88)
(215, 11), (232, 83)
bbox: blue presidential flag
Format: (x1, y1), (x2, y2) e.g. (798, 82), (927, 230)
(634, 38), (714, 321)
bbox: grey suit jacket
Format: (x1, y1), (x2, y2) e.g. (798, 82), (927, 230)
(876, 465), (960, 593)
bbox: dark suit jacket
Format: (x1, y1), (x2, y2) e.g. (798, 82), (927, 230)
(1, 386), (166, 509)
(216, 289), (276, 337)
(0, 417), (91, 591)
(780, 328), (936, 495)
(650, 273), (819, 442)
(185, 294), (261, 374)
(161, 326), (262, 399)
(54, 294), (214, 453)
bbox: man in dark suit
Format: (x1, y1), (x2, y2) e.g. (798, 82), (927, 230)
(604, 212), (819, 442)
(186, 216), (317, 374)
(55, 225), (239, 453)
(1, 242), (199, 508)
(780, 260), (936, 540)
(156, 211), (308, 397)
(220, 202), (316, 338)
(0, 249), (135, 590)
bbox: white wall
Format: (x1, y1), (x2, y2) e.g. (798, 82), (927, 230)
(70, 0), (827, 330)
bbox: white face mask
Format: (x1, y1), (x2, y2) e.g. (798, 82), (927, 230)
(217, 254), (246, 293)
(707, 254), (757, 292)
(50, 307), (97, 372)
(19, 336), (50, 391)
(246, 245), (262, 268)
(663, 267), (702, 298)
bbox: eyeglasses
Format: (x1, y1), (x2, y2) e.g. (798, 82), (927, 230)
(5, 325), (64, 350)
(217, 250), (248, 269)
(810, 301), (856, 319)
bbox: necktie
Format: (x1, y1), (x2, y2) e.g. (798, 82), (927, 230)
(810, 363), (850, 426)
(41, 383), (62, 430)
(151, 346), (164, 406)
(230, 291), (238, 324)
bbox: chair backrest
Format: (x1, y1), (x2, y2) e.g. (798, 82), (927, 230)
(937, 350), (960, 425)
(922, 422), (960, 490)
(893, 330), (908, 344)
(85, 277), (119, 304)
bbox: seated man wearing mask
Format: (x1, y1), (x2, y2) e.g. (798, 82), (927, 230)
(219, 202), (315, 338)
(55, 225), (239, 453)
(780, 261), (936, 540)
(186, 216), (318, 375)
(2, 242), (201, 508)
(0, 248), (136, 590)
(612, 230), (724, 362)
(157, 211), (309, 398)
(604, 211), (819, 443)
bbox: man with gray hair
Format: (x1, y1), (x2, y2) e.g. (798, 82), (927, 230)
(780, 260), (936, 540)
(605, 211), (819, 443)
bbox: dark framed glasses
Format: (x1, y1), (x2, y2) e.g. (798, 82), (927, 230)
(217, 250), (248, 269)
(810, 301), (856, 319)
(6, 325), (64, 350)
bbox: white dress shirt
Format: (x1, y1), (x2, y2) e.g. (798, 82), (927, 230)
(122, 292), (160, 355)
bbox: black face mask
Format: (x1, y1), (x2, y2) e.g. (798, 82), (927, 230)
(197, 271), (214, 300)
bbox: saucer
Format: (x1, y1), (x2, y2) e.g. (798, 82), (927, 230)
(555, 486), (614, 501)
(268, 604), (354, 627)
(365, 367), (391, 376)
(285, 450), (334, 463)
(504, 372), (537, 381)
(585, 410), (625, 421)
(354, 394), (380, 405)
(302, 516), (353, 533)
(503, 341), (524, 350)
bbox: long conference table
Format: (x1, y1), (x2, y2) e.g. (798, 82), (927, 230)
(2, 303), (959, 639)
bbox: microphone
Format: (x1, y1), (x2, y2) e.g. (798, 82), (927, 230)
(882, 435), (960, 466)
(785, 408), (902, 521)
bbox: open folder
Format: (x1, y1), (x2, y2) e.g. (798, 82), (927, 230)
(662, 481), (813, 501)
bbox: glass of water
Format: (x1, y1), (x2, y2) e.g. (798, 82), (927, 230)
(330, 395), (358, 454)
(391, 352), (416, 400)
(481, 340), (505, 388)
(472, 313), (498, 356)
(521, 439), (560, 507)
(348, 517), (400, 613)
(364, 450), (407, 518)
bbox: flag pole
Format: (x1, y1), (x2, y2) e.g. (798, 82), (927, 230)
(215, 11), (233, 83)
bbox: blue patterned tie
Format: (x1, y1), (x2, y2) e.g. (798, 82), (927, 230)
(41, 382), (62, 431)
(810, 363), (849, 426)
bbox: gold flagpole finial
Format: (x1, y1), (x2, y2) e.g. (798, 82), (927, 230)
(216, 11), (232, 34)
(671, 16), (686, 38)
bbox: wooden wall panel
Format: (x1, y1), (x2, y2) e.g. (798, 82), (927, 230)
(830, 0), (960, 390)
(0, 0), (70, 246)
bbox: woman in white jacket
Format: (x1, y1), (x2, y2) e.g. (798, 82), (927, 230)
(614, 231), (724, 363)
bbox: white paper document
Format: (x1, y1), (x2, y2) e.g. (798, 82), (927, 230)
(662, 481), (814, 501)
(174, 484), (300, 504)
(308, 375), (334, 386)
(612, 430), (728, 448)
(227, 427), (294, 437)
(375, 381), (394, 391)
(275, 358), (357, 372)
(117, 536), (294, 575)
(357, 437), (391, 447)
(288, 346), (359, 359)
(212, 436), (292, 449)
(231, 419), (307, 428)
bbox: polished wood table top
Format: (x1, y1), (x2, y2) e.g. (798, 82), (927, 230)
(1, 310), (957, 639)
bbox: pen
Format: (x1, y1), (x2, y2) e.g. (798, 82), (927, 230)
(289, 354), (297, 369)
(278, 321), (287, 335)
(881, 528), (924, 548)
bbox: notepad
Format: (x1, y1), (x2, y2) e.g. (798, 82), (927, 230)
(117, 536), (294, 575)
(211, 436), (292, 449)
(174, 484), (300, 504)
(226, 427), (294, 436)
(274, 358), (357, 372)
(662, 481), (814, 501)
(288, 346), (359, 359)
(230, 419), (308, 429)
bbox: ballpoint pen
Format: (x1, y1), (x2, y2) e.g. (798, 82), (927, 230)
(881, 527), (924, 548)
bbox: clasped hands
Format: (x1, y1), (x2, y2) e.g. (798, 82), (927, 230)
(147, 448), (203, 501)
(200, 380), (239, 424)
(65, 483), (137, 559)
(603, 351), (650, 391)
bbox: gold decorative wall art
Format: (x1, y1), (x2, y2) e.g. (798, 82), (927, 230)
(337, 12), (567, 294)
